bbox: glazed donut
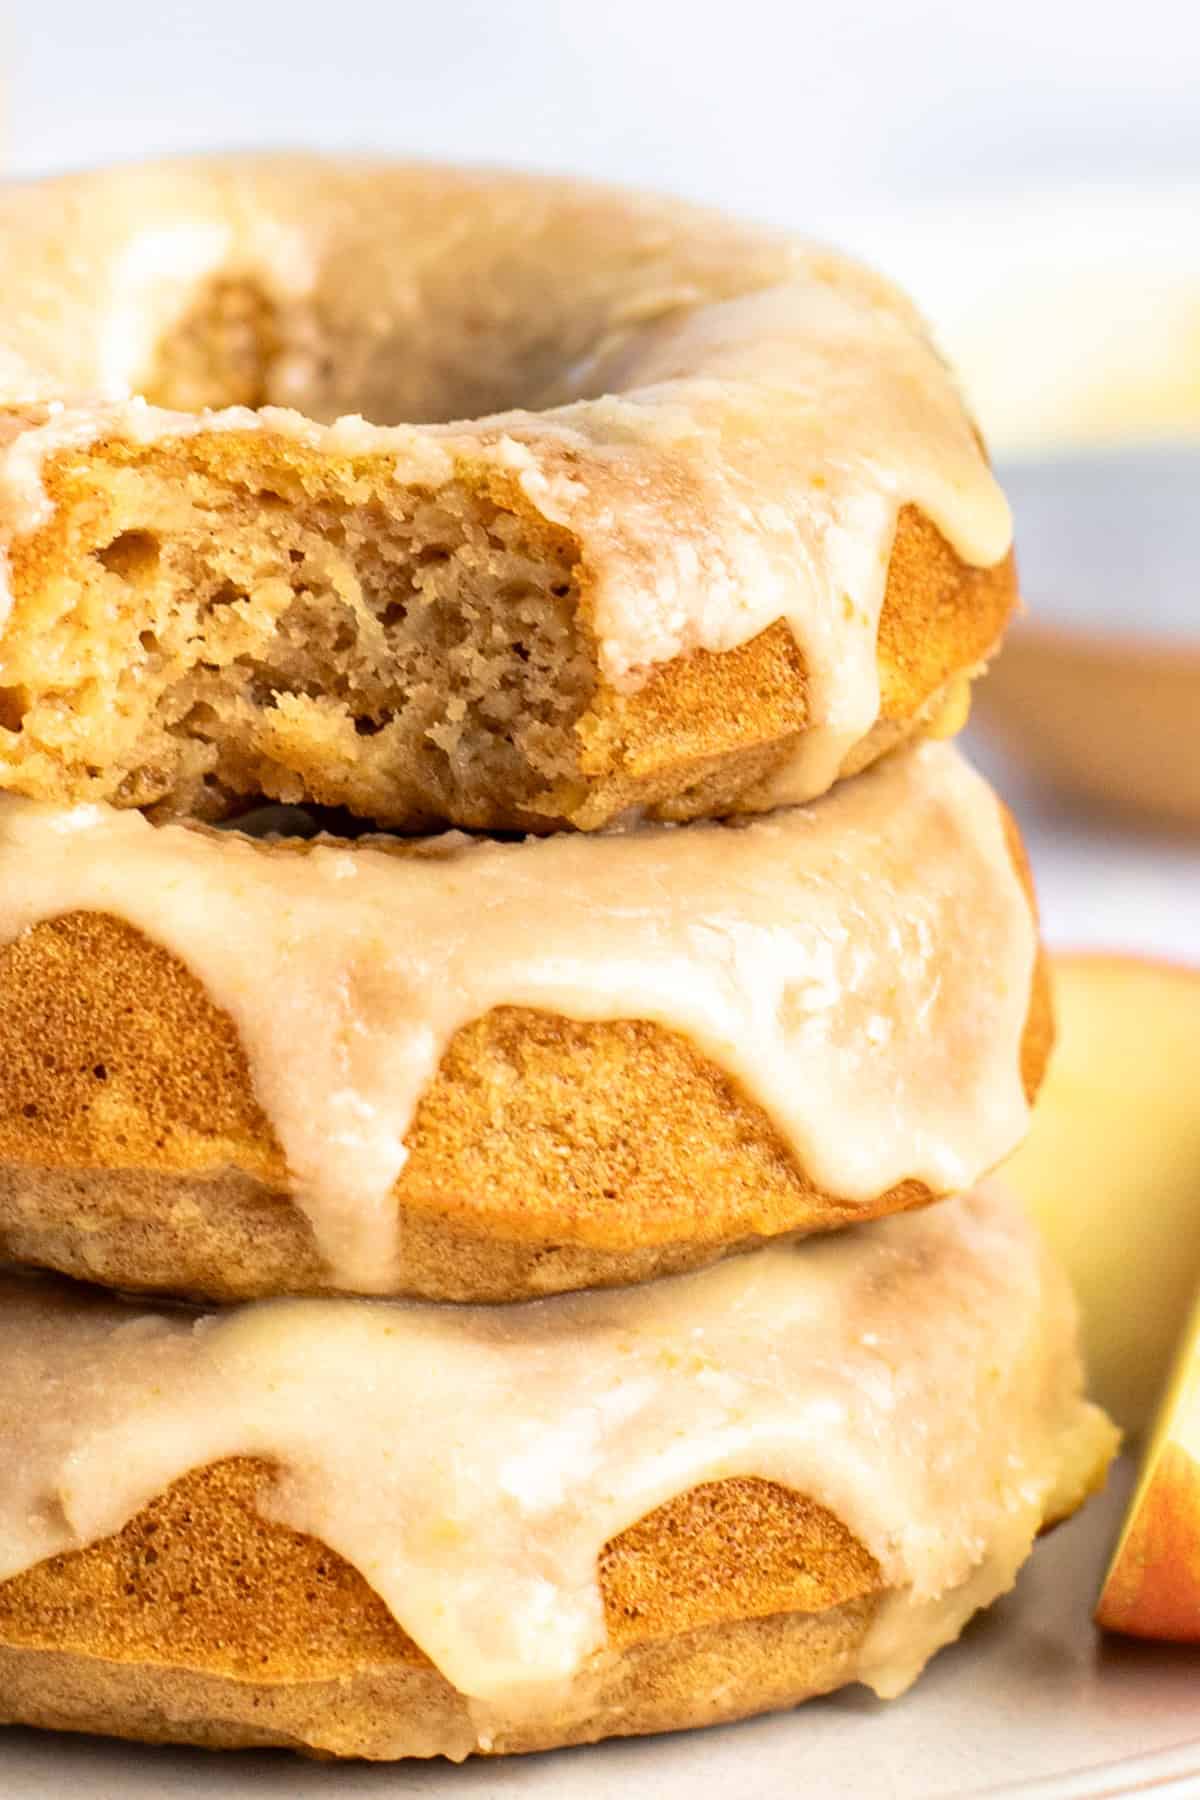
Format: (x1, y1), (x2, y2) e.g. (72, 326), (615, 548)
(0, 742), (1049, 1302)
(0, 155), (1013, 833)
(0, 1186), (1116, 1760)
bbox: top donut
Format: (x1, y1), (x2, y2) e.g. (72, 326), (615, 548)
(0, 156), (1013, 831)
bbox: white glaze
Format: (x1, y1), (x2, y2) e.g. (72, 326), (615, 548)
(0, 1186), (1116, 1724)
(0, 743), (1036, 1290)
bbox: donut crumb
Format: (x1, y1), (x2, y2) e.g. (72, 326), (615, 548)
(7, 434), (594, 830)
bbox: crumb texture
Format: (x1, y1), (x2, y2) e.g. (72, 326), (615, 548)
(8, 437), (593, 828)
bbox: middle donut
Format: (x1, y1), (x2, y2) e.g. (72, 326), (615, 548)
(0, 740), (1049, 1303)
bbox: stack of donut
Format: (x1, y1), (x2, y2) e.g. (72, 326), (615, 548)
(0, 158), (1116, 1763)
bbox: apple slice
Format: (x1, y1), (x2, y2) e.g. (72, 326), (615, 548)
(1001, 953), (1200, 1438)
(1096, 1288), (1200, 1638)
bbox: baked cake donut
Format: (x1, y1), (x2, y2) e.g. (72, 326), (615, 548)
(0, 1185), (1117, 1760)
(0, 742), (1051, 1302)
(0, 155), (1014, 832)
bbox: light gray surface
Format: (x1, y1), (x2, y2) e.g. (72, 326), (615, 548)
(0, 1459), (1196, 1799)
(998, 446), (1200, 642)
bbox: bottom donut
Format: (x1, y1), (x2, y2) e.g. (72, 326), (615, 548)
(0, 1184), (1117, 1762)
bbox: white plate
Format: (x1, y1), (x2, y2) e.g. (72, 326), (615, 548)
(1, 1457), (1196, 1799)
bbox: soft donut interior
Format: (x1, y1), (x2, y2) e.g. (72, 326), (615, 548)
(14, 424), (596, 828)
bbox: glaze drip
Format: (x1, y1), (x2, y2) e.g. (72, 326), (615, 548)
(0, 743), (1035, 1289)
(0, 1187), (1116, 1719)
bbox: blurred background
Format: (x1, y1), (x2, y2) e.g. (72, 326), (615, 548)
(8, 1), (1200, 226)
(6, 0), (1200, 955)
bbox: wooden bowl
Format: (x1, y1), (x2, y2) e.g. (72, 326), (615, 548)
(974, 445), (1200, 831)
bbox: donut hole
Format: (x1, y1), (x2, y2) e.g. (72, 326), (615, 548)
(138, 268), (568, 426)
(140, 277), (283, 415)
